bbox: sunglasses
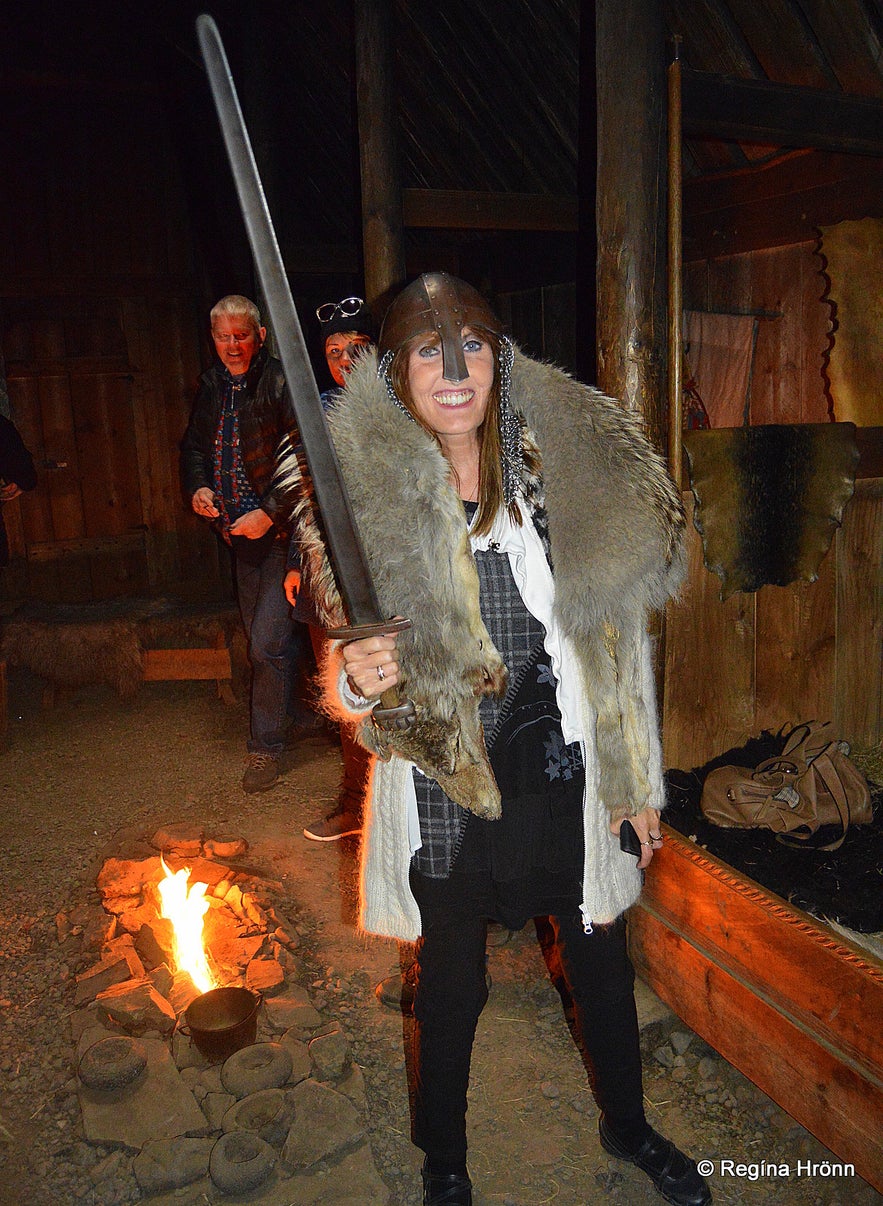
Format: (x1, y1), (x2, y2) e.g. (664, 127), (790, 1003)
(316, 296), (365, 323)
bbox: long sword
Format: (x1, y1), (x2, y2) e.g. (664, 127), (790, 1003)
(196, 13), (413, 729)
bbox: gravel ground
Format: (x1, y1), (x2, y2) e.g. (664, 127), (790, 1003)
(0, 668), (879, 1206)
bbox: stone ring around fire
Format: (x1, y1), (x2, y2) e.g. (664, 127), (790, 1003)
(209, 1131), (276, 1194)
(222, 1087), (293, 1146)
(220, 1041), (294, 1099)
(78, 1036), (148, 1092)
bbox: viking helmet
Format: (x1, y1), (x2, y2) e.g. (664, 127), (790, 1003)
(379, 272), (505, 383)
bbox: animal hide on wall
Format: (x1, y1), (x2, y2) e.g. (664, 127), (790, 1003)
(685, 424), (859, 598)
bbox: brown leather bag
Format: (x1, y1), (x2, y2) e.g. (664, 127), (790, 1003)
(700, 722), (873, 851)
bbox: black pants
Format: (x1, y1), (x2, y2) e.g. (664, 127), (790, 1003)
(410, 867), (647, 1167)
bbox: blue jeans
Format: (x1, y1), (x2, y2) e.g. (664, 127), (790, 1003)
(234, 545), (314, 754)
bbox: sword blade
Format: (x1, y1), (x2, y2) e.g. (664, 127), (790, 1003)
(196, 13), (382, 627)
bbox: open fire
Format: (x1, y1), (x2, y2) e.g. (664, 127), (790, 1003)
(157, 859), (217, 995)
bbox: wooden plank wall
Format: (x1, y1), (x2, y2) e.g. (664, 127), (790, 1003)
(0, 77), (224, 605)
(498, 281), (577, 371)
(684, 241), (832, 425)
(664, 239), (883, 768)
(663, 481), (883, 769)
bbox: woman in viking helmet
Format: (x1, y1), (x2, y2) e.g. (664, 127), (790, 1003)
(296, 273), (709, 1206)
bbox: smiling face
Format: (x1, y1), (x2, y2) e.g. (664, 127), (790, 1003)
(405, 327), (495, 453)
(324, 332), (372, 387)
(211, 313), (266, 376)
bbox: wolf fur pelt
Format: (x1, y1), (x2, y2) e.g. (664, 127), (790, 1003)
(274, 347), (685, 821)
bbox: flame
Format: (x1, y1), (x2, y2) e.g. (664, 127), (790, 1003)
(157, 859), (216, 994)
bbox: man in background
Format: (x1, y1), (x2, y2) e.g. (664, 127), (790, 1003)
(181, 294), (316, 793)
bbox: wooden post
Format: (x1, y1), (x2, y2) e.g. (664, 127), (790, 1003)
(576, 0), (598, 385)
(354, 0), (407, 312)
(667, 41), (684, 488)
(595, 0), (667, 448)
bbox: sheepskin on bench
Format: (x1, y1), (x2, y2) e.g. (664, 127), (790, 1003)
(0, 598), (243, 701)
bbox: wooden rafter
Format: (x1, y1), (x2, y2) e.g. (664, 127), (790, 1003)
(681, 66), (883, 157)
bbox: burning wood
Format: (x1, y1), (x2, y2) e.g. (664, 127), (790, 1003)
(157, 860), (216, 994)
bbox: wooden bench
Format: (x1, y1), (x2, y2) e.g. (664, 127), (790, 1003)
(1, 599), (240, 711)
(141, 632), (235, 704)
(629, 825), (883, 1191)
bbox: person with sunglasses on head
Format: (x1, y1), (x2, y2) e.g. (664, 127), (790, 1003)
(276, 273), (710, 1206)
(180, 294), (319, 794)
(282, 296), (375, 841)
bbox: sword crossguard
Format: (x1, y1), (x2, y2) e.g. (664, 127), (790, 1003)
(325, 617), (412, 641)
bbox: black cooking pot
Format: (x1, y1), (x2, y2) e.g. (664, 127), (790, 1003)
(182, 987), (262, 1061)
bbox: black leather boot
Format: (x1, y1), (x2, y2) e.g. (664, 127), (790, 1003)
(599, 1116), (712, 1205)
(421, 1156), (473, 1205)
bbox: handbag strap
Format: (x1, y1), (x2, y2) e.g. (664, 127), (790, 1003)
(781, 723), (812, 758)
(776, 747), (851, 852)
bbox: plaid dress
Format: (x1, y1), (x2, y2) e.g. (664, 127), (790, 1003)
(411, 504), (586, 926)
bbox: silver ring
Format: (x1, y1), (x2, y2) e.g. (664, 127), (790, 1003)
(649, 833), (663, 841)
(376, 665), (385, 681)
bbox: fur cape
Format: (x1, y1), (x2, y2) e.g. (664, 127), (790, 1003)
(274, 346), (685, 822)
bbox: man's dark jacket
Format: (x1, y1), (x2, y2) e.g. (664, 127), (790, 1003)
(1, 415), (37, 567)
(180, 347), (294, 537)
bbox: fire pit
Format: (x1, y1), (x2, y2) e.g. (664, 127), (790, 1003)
(52, 821), (383, 1199)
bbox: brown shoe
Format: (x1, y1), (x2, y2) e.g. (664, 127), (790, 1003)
(303, 808), (361, 841)
(241, 752), (279, 793)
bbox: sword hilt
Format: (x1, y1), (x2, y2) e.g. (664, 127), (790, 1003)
(326, 616), (416, 731)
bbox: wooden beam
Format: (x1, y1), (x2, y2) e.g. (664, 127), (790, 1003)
(355, 0), (406, 309)
(0, 275), (198, 299)
(141, 648), (232, 682)
(630, 828), (883, 1191)
(683, 150), (883, 259)
(401, 189), (578, 232)
(596, 0), (667, 444)
(682, 67), (883, 157)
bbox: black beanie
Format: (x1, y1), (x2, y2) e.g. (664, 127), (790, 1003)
(318, 301), (375, 344)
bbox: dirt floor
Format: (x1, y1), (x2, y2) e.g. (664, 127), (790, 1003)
(0, 667), (878, 1206)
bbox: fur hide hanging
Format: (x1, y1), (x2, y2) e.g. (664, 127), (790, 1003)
(274, 347), (685, 820)
(684, 423), (858, 598)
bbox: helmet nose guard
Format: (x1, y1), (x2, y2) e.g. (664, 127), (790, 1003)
(379, 272), (504, 383)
